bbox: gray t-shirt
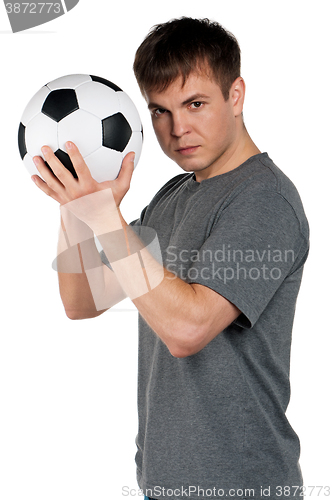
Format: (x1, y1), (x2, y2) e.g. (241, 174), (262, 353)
(102, 153), (309, 500)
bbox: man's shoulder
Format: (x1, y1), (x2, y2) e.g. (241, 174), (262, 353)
(221, 154), (307, 220)
(231, 153), (301, 198)
(199, 153), (309, 243)
(252, 154), (309, 238)
(256, 154), (301, 197)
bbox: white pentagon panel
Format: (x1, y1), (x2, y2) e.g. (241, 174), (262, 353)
(47, 74), (92, 91)
(25, 113), (58, 158)
(84, 146), (123, 182)
(21, 86), (50, 126)
(76, 81), (120, 119)
(117, 92), (142, 132)
(58, 109), (102, 158)
(23, 154), (41, 177)
(122, 131), (143, 168)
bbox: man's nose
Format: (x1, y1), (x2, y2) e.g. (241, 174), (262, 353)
(171, 112), (191, 138)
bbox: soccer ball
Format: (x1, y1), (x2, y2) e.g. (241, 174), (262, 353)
(18, 74), (143, 182)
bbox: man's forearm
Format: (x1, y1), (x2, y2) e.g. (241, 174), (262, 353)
(95, 210), (205, 355)
(57, 211), (126, 318)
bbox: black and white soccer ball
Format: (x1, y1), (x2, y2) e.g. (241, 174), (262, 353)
(18, 74), (143, 182)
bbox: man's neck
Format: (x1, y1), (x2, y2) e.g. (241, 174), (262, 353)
(223, 127), (261, 173)
(195, 126), (261, 182)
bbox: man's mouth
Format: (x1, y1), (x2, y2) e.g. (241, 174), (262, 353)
(176, 146), (200, 155)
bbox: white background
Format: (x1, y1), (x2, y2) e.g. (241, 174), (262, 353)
(0, 1), (331, 499)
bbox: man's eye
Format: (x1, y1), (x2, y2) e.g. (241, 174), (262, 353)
(190, 102), (203, 109)
(155, 108), (167, 116)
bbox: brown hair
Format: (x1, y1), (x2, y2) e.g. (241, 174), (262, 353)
(133, 17), (241, 101)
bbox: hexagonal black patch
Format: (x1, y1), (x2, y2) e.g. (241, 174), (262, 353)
(42, 89), (79, 122)
(90, 75), (122, 92)
(45, 149), (78, 179)
(18, 122), (27, 159)
(102, 113), (132, 152)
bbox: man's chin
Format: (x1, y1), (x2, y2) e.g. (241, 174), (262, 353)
(177, 162), (207, 175)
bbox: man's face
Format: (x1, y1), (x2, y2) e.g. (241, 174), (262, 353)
(146, 71), (242, 182)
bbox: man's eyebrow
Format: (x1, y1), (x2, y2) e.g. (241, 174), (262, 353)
(181, 93), (210, 106)
(147, 101), (162, 110)
(147, 93), (210, 110)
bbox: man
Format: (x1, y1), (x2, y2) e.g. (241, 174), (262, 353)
(32, 17), (309, 500)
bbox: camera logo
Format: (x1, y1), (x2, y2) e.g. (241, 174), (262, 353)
(3, 0), (79, 33)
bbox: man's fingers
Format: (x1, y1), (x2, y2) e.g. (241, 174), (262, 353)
(33, 153), (67, 193)
(65, 141), (92, 181)
(39, 146), (75, 186)
(116, 152), (135, 189)
(31, 174), (63, 204)
(32, 143), (134, 208)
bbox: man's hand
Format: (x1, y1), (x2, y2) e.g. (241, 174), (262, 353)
(32, 141), (135, 208)
(32, 141), (134, 318)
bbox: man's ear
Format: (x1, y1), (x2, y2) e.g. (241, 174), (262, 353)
(230, 77), (245, 117)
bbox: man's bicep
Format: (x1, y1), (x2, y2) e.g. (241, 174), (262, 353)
(186, 189), (307, 332)
(190, 283), (241, 351)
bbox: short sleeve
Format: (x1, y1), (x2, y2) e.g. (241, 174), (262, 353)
(186, 189), (308, 329)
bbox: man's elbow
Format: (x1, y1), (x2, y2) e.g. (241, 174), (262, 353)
(65, 309), (88, 320)
(169, 345), (200, 358)
(167, 324), (205, 358)
(64, 308), (106, 320)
